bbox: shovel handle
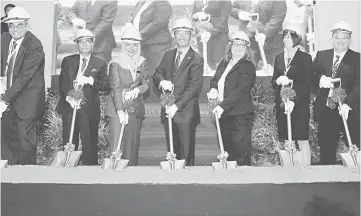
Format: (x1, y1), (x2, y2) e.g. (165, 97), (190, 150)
(307, 17), (314, 54)
(167, 106), (174, 153)
(338, 101), (353, 148)
(115, 117), (126, 152)
(255, 29), (268, 67)
(214, 114), (225, 154)
(286, 99), (292, 142)
(68, 105), (78, 144)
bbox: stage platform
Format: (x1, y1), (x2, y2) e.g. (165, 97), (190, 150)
(1, 166), (360, 216)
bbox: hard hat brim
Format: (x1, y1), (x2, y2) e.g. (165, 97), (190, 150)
(331, 28), (352, 34)
(74, 36), (95, 42)
(4, 18), (28, 23)
(172, 26), (193, 32)
(121, 38), (141, 43)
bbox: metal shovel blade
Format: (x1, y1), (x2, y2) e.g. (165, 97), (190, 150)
(340, 151), (360, 168)
(212, 161), (237, 170)
(278, 150), (303, 167)
(0, 160), (8, 168)
(160, 159), (186, 170)
(102, 158), (129, 170)
(64, 151), (82, 168)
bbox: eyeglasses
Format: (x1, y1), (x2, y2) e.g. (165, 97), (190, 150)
(232, 42), (247, 48)
(77, 39), (93, 45)
(8, 22), (26, 30)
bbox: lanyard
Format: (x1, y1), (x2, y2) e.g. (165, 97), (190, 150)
(284, 52), (296, 75)
(4, 43), (18, 76)
(76, 59), (88, 80)
(202, 0), (209, 11)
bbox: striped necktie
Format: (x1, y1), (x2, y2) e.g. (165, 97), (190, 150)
(7, 41), (17, 88)
(173, 50), (182, 76)
(326, 55), (341, 109)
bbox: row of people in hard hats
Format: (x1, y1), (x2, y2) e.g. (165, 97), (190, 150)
(1, 6), (359, 167)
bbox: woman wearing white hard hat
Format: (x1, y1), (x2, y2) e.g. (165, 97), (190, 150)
(207, 31), (256, 166)
(106, 23), (149, 166)
(272, 23), (313, 166)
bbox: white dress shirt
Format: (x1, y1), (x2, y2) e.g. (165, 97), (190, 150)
(175, 46), (190, 66)
(333, 49), (347, 65)
(283, 46), (298, 74)
(7, 37), (25, 87)
(133, 0), (153, 31)
(217, 59), (237, 102)
(76, 54), (91, 80)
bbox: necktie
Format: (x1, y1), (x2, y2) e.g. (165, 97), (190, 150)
(87, 0), (92, 12)
(173, 50), (182, 76)
(7, 41), (17, 88)
(81, 58), (87, 73)
(287, 58), (291, 66)
(326, 55), (341, 109)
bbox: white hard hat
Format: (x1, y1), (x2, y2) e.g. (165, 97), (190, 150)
(229, 31), (250, 45)
(331, 21), (352, 34)
(282, 23), (303, 39)
(4, 7), (30, 23)
(172, 17), (193, 32)
(121, 23), (142, 43)
(74, 29), (95, 42)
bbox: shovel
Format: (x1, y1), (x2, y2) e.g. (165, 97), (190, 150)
(102, 110), (129, 170)
(277, 80), (303, 167)
(329, 78), (360, 168)
(248, 13), (273, 76)
(196, 13), (212, 76)
(160, 90), (185, 170)
(211, 109), (237, 170)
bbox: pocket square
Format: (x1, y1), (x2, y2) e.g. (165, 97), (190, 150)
(91, 68), (98, 73)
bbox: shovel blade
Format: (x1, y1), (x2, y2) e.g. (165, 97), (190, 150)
(0, 160), (8, 168)
(160, 159), (185, 170)
(51, 151), (67, 167)
(64, 151), (82, 168)
(340, 151), (360, 168)
(212, 161), (238, 170)
(102, 158), (129, 170)
(278, 150), (303, 167)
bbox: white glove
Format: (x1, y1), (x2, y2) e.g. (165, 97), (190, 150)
(284, 100), (295, 114)
(238, 11), (252, 21)
(66, 96), (82, 110)
(319, 75), (333, 88)
(0, 100), (8, 118)
(159, 80), (174, 91)
(166, 104), (178, 118)
(71, 18), (86, 29)
(124, 88), (140, 101)
(193, 11), (208, 21)
(276, 75), (290, 86)
(0, 77), (6, 95)
(200, 32), (211, 42)
(212, 105), (224, 119)
(77, 76), (94, 86)
(117, 110), (129, 125)
(207, 88), (218, 100)
(57, 19), (64, 28)
(339, 103), (352, 121)
(255, 33), (266, 45)
(306, 32), (315, 43)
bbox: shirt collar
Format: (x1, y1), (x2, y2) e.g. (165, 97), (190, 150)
(10, 36), (25, 49)
(79, 54), (91, 63)
(333, 49), (347, 61)
(177, 46), (190, 55)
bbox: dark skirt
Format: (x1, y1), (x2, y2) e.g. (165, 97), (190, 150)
(276, 101), (310, 141)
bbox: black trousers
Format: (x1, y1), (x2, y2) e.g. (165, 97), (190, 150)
(1, 108), (37, 165)
(164, 119), (197, 166)
(219, 113), (254, 166)
(318, 106), (360, 165)
(62, 108), (99, 165)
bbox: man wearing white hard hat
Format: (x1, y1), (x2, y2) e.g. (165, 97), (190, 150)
(106, 23), (150, 166)
(0, 7), (45, 165)
(272, 23), (313, 166)
(56, 28), (110, 166)
(66, 0), (118, 63)
(312, 21), (360, 165)
(153, 17), (203, 166)
(207, 30), (256, 166)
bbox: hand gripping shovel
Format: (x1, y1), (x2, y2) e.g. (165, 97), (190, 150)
(210, 103), (237, 170)
(248, 13), (273, 76)
(52, 81), (83, 168)
(329, 78), (361, 168)
(277, 80), (303, 167)
(195, 13), (212, 76)
(160, 89), (185, 170)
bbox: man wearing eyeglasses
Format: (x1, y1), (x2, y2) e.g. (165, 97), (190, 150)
(0, 7), (45, 165)
(56, 29), (110, 166)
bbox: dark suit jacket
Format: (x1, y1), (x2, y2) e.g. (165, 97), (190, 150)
(66, 0), (118, 53)
(192, 0), (232, 37)
(56, 54), (110, 122)
(230, 0), (286, 51)
(210, 58), (256, 115)
(129, 0), (172, 46)
(312, 49), (360, 113)
(153, 47), (204, 125)
(106, 60), (150, 119)
(272, 49), (313, 107)
(1, 31), (45, 119)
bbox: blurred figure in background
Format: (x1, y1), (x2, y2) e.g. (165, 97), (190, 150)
(66, 0), (118, 63)
(1, 4), (15, 35)
(192, 0), (232, 71)
(55, 0), (65, 54)
(231, 0), (287, 68)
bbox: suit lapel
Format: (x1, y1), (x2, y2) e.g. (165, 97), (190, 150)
(174, 48), (194, 82)
(225, 58), (246, 77)
(83, 56), (95, 77)
(12, 33), (28, 77)
(72, 55), (80, 79)
(2, 36), (11, 67)
(334, 49), (350, 79)
(325, 49), (334, 77)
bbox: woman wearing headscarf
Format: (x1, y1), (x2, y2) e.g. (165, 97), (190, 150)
(192, 0), (232, 72)
(107, 23), (150, 166)
(271, 23), (313, 166)
(207, 31), (256, 166)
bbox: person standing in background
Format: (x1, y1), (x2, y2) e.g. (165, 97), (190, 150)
(1, 4), (15, 35)
(66, 0), (118, 63)
(192, 0), (232, 71)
